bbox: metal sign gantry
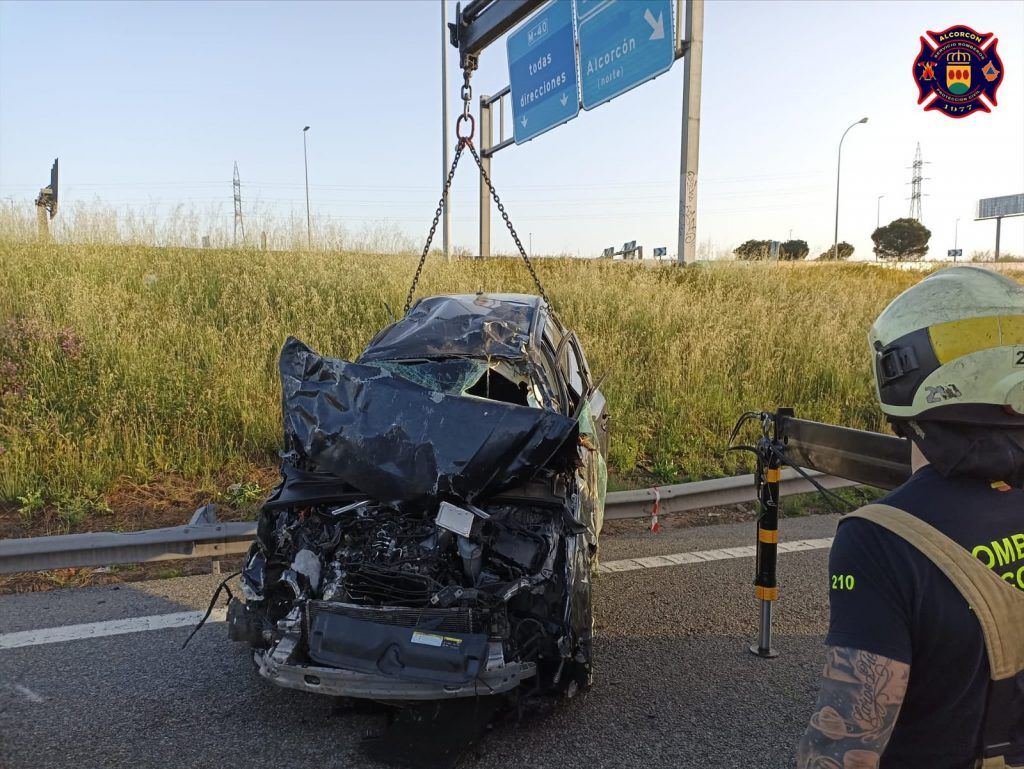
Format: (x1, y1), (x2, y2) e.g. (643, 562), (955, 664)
(448, 0), (703, 264)
(976, 193), (1024, 260)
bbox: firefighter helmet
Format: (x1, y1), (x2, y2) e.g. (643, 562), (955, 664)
(868, 266), (1024, 423)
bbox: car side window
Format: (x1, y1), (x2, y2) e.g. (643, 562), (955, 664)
(543, 321), (563, 358)
(571, 337), (592, 392)
(535, 340), (564, 411)
(564, 343), (583, 397)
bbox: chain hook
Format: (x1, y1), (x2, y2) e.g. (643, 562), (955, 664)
(454, 65), (475, 144)
(461, 69), (473, 119)
(455, 113), (475, 143)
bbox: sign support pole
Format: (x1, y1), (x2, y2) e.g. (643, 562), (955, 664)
(676, 0), (704, 265)
(996, 216), (1002, 260)
(441, 0), (452, 261)
(479, 94), (493, 258)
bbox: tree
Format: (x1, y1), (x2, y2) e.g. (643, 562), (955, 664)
(734, 239), (773, 260)
(872, 218), (932, 261)
(817, 242), (855, 260)
(779, 239), (809, 260)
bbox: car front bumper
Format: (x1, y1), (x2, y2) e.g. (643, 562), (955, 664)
(254, 634), (536, 701)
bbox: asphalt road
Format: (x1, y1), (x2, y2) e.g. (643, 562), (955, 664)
(0, 514), (841, 769)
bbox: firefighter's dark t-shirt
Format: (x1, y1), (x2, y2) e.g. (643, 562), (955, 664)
(826, 465), (1024, 769)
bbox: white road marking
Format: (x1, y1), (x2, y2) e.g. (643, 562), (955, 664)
(13, 684), (44, 702)
(0, 537), (833, 650)
(0, 608), (227, 650)
(596, 537), (833, 574)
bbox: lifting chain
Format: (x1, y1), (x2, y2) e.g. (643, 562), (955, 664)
(403, 139), (466, 315)
(465, 141), (553, 313)
(403, 64), (554, 317)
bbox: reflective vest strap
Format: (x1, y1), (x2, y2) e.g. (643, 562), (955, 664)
(844, 504), (1024, 680)
(980, 758), (1023, 769)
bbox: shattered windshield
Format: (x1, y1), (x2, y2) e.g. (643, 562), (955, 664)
(374, 358), (556, 410)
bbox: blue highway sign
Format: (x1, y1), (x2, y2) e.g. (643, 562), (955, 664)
(507, 0), (580, 145)
(576, 0), (676, 111)
(574, 0), (607, 21)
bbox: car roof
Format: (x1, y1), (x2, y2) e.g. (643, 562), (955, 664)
(359, 293), (546, 362)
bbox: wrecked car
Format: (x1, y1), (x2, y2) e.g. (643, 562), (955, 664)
(228, 293), (608, 703)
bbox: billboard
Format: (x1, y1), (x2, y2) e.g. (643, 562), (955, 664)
(976, 193), (1024, 220)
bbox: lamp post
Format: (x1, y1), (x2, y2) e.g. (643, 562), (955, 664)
(440, 0), (451, 261)
(833, 117), (868, 260)
(876, 194), (884, 230)
(954, 217), (961, 262)
(303, 126), (311, 249)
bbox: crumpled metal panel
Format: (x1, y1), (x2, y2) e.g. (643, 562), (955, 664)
(279, 337), (578, 507)
(359, 294), (538, 362)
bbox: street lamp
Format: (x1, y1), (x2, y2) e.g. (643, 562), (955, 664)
(954, 217), (961, 262)
(876, 194), (884, 230)
(833, 117), (868, 260)
(303, 126), (311, 249)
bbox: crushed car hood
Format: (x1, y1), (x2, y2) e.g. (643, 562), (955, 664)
(279, 337), (579, 507)
(358, 294), (537, 362)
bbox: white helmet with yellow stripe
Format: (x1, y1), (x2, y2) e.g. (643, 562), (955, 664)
(869, 266), (1024, 423)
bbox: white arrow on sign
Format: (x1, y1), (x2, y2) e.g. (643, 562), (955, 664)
(520, 116), (528, 128)
(560, 92), (568, 107)
(644, 8), (665, 40)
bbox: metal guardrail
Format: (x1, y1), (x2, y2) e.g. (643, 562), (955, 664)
(603, 468), (855, 521)
(0, 470), (854, 575)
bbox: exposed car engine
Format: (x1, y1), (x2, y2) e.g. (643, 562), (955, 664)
(232, 495), (591, 695)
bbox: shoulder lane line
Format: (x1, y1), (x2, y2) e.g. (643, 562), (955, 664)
(0, 537), (833, 650)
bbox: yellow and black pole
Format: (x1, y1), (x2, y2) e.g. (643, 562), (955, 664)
(749, 409), (787, 658)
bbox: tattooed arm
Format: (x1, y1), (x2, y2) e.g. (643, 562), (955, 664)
(795, 646), (910, 769)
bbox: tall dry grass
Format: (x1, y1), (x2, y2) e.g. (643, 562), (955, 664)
(0, 234), (947, 505)
(0, 199), (420, 254)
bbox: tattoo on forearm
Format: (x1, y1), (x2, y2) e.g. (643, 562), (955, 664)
(795, 647), (910, 769)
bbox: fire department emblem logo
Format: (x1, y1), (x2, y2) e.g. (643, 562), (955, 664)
(913, 25), (1003, 118)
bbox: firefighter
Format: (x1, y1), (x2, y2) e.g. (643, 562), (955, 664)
(796, 266), (1024, 769)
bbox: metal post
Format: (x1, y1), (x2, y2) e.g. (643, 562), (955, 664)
(499, 95), (505, 142)
(996, 216), (1002, 260)
(36, 205), (49, 242)
(479, 94), (493, 258)
(676, 0), (703, 265)
(876, 194), (884, 230)
(674, 0), (683, 56)
(954, 217), (960, 262)
(750, 409), (787, 658)
(441, 0), (452, 261)
(302, 126), (311, 249)
(833, 118), (867, 260)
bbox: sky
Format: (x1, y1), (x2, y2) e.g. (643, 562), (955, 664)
(1, 0), (1022, 259)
